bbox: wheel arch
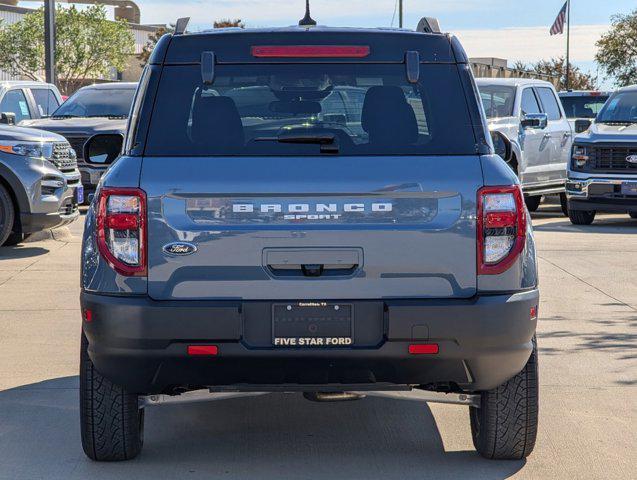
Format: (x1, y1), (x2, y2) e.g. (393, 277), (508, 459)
(0, 162), (33, 233)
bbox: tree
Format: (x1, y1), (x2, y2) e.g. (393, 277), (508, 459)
(595, 10), (637, 87)
(0, 5), (134, 95)
(138, 24), (174, 67)
(213, 19), (245, 29)
(514, 57), (598, 90)
(139, 19), (245, 67)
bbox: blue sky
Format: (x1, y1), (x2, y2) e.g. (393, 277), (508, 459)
(125, 0), (634, 31)
(126, 0), (634, 85)
(21, 1), (636, 85)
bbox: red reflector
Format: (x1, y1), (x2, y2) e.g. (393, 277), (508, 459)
(530, 306), (538, 319)
(84, 309), (93, 323)
(409, 344), (439, 355)
(105, 213), (139, 230)
(590, 91), (602, 96)
(187, 345), (218, 356)
(485, 211), (516, 229)
(251, 45), (370, 58)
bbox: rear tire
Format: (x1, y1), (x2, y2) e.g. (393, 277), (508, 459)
(559, 193), (568, 217)
(80, 333), (144, 461)
(3, 232), (30, 246)
(568, 209), (596, 225)
(470, 337), (538, 460)
(524, 195), (541, 212)
(0, 184), (15, 247)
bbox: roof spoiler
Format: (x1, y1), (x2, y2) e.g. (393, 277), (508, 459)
(416, 17), (441, 34)
(174, 17), (190, 35)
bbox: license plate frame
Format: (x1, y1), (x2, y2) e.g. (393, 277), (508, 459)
(272, 302), (353, 347)
(621, 182), (637, 196)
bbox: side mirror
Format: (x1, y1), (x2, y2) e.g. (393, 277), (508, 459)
(84, 134), (123, 165)
(521, 113), (548, 130)
(0, 112), (16, 125)
(490, 130), (513, 162)
(574, 119), (592, 133)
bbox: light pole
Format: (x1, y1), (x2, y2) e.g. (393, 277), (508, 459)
(44, 0), (56, 84)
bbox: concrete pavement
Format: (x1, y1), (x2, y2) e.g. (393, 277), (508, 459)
(0, 205), (635, 479)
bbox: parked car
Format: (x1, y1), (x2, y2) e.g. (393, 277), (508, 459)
(567, 84), (637, 224)
(559, 90), (611, 134)
(0, 124), (82, 246)
(79, 19), (539, 462)
(476, 78), (573, 214)
(21, 82), (137, 199)
(0, 81), (63, 124)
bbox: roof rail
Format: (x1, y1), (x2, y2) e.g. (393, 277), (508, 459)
(174, 17), (190, 35)
(416, 17), (441, 34)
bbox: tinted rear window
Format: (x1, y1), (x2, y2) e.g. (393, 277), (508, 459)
(144, 64), (476, 156)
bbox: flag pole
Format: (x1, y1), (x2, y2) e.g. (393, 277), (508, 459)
(565, 0), (571, 90)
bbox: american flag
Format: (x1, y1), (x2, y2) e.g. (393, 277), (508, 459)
(550, 2), (568, 35)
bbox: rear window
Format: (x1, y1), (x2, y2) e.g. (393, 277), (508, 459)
(144, 64), (477, 156)
(478, 85), (515, 118)
(560, 95), (609, 119)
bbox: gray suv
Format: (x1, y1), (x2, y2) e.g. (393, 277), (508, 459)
(567, 85), (637, 224)
(79, 18), (539, 462)
(0, 124), (81, 246)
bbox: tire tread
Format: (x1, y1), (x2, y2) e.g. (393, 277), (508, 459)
(80, 334), (143, 461)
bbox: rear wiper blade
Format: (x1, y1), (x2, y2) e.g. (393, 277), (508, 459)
(254, 133), (338, 153)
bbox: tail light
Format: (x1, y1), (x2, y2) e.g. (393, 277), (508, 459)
(251, 45), (370, 58)
(477, 186), (526, 275)
(96, 187), (147, 276)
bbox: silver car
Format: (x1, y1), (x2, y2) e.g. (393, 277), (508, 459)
(477, 78), (573, 213)
(0, 124), (82, 246)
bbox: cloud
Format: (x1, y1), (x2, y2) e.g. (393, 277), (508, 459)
(453, 24), (610, 63)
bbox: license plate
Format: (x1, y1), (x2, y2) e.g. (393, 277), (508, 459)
(621, 182), (637, 196)
(272, 302), (352, 347)
(75, 185), (84, 204)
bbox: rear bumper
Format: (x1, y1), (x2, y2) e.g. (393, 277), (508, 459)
(81, 289), (539, 395)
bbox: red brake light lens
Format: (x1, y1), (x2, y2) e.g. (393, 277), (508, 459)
(187, 345), (219, 356)
(96, 187), (147, 277)
(251, 45), (370, 58)
(477, 186), (526, 275)
(408, 344), (439, 355)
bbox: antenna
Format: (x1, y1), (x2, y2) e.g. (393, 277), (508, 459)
(299, 0), (317, 26)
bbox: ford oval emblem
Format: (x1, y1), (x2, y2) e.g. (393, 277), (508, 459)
(163, 242), (197, 256)
(626, 155), (637, 164)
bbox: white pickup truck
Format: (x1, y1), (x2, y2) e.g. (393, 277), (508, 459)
(477, 78), (573, 213)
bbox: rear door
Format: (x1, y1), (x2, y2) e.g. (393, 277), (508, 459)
(535, 86), (570, 183)
(139, 58), (484, 301)
(519, 87), (547, 184)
